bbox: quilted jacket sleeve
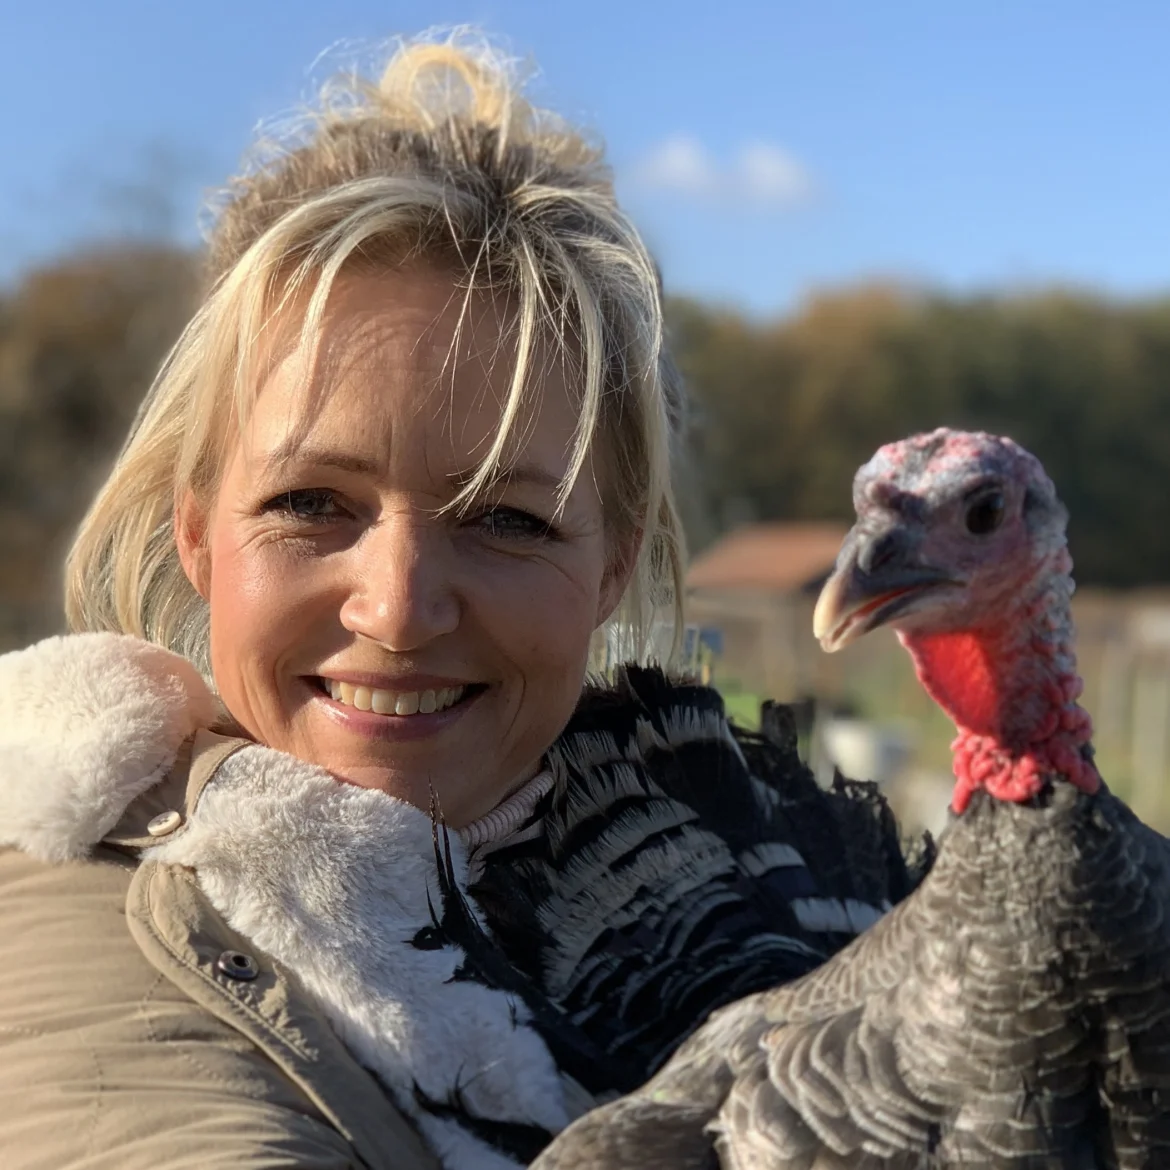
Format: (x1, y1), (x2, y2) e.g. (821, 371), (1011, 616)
(0, 844), (377, 1170)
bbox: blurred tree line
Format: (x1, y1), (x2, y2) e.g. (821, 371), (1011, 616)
(669, 284), (1170, 584)
(0, 245), (198, 645)
(1, 245), (1169, 648)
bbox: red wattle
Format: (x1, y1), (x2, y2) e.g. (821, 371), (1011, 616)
(907, 631), (1002, 737)
(901, 625), (1100, 813)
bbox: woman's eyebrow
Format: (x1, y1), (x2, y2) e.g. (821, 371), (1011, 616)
(258, 444), (564, 493)
(260, 440), (384, 477)
(448, 463), (564, 492)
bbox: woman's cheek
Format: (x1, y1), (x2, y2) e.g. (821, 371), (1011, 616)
(492, 553), (600, 654)
(207, 531), (331, 709)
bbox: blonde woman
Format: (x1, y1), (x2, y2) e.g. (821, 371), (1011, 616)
(0, 32), (919, 1170)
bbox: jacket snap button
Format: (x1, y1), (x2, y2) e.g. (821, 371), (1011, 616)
(146, 810), (183, 836)
(216, 950), (259, 981)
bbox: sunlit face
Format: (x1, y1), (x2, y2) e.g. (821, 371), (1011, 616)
(178, 267), (631, 826)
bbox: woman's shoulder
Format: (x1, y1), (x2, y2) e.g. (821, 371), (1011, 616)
(0, 841), (432, 1170)
(0, 633), (219, 864)
(0, 631), (440, 1170)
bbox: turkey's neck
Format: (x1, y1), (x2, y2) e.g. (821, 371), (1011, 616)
(898, 549), (1099, 814)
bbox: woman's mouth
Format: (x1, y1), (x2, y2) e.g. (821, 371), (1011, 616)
(312, 677), (483, 717)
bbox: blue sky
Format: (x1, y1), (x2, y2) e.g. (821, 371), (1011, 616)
(2, 1), (1168, 314)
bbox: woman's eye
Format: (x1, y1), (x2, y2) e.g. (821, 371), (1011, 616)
(473, 506), (555, 541)
(262, 488), (342, 520)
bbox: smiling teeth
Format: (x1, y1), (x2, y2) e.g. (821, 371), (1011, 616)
(327, 679), (465, 715)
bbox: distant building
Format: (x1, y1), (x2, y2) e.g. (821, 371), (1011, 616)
(686, 522), (848, 699)
(687, 522), (847, 595)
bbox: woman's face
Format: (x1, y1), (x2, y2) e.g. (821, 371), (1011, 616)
(178, 267), (630, 826)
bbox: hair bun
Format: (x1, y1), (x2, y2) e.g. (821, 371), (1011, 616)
(374, 37), (516, 132)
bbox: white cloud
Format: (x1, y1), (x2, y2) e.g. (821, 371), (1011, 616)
(630, 135), (815, 208)
(737, 141), (814, 204)
(633, 136), (719, 196)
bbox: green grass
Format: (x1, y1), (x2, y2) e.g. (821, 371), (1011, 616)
(719, 689), (762, 731)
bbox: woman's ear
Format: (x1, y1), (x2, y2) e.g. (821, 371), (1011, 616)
(175, 491), (211, 601)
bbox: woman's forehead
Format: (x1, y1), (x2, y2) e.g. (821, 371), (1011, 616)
(238, 267), (584, 483)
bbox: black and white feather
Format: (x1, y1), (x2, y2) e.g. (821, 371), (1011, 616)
(470, 666), (931, 1097)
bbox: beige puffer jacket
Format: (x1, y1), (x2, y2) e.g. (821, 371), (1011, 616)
(0, 634), (582, 1170)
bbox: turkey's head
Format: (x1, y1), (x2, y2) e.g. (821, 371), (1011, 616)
(814, 428), (1067, 653)
(814, 428), (1097, 812)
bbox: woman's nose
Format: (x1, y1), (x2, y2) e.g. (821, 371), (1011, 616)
(339, 515), (461, 651)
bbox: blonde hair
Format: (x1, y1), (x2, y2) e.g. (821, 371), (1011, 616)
(64, 30), (686, 675)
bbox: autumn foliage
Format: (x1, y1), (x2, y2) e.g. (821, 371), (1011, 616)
(0, 246), (198, 645)
(670, 284), (1170, 586)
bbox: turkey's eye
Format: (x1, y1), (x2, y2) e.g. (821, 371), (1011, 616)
(965, 491), (1005, 535)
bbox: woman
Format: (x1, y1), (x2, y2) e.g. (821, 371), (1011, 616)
(0, 33), (921, 1170)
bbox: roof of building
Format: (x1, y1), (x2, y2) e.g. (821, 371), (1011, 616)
(686, 521), (848, 593)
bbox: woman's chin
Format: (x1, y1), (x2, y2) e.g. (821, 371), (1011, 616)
(312, 755), (485, 827)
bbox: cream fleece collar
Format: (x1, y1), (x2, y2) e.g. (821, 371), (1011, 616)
(0, 632), (571, 1170)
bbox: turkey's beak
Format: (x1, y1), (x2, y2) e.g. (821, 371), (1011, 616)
(813, 526), (958, 653)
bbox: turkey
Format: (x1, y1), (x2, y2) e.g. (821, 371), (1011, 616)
(531, 427), (1170, 1169)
